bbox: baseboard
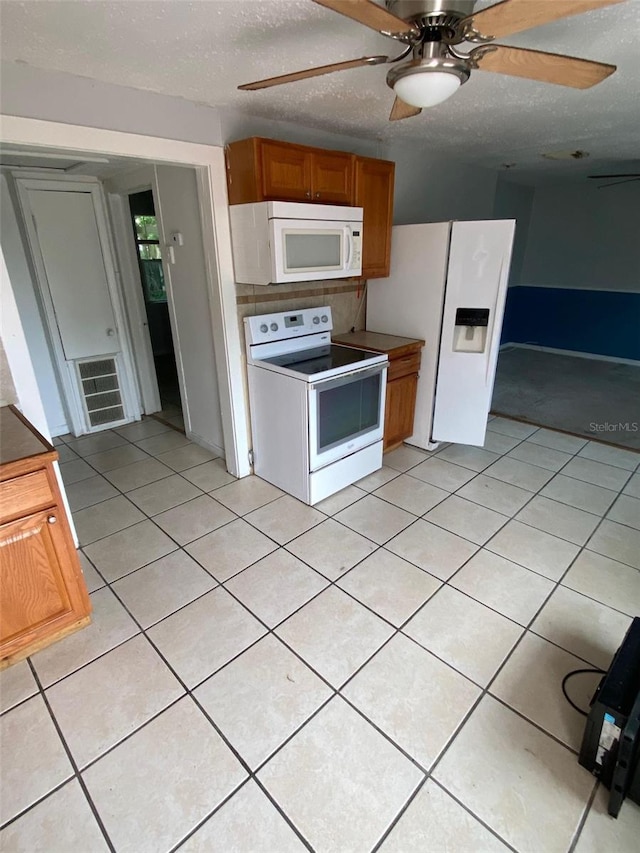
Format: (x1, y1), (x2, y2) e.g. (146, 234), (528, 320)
(499, 342), (640, 367)
(509, 284), (640, 295)
(187, 430), (225, 460)
(50, 421), (70, 437)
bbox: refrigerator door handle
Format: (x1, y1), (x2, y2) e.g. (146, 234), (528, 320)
(486, 255), (506, 385)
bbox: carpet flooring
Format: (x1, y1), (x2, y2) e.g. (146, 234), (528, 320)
(492, 348), (640, 451)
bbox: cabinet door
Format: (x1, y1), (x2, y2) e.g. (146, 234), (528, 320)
(0, 508), (90, 660)
(354, 157), (395, 278)
(311, 151), (354, 204)
(384, 373), (419, 451)
(260, 141), (312, 201)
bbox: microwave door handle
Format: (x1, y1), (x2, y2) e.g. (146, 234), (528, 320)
(344, 227), (353, 271)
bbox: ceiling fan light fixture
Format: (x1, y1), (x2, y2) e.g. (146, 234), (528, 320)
(393, 69), (461, 108)
(387, 56), (470, 109)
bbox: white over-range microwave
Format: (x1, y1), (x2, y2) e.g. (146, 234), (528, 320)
(229, 200), (363, 285)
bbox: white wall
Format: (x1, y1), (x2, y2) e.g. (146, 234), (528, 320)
(388, 140), (499, 225)
(0, 246), (50, 439)
(0, 61), (382, 159)
(520, 180), (640, 291)
(0, 174), (69, 434)
(1, 61), (502, 226)
(0, 338), (17, 405)
(493, 177), (535, 286)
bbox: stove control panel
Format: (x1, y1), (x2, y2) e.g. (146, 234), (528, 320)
(245, 306), (333, 345)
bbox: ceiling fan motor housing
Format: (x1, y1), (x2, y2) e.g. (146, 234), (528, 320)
(385, 2), (473, 106)
(386, 0), (474, 34)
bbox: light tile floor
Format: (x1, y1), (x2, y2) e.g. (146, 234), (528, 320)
(1, 417), (639, 852)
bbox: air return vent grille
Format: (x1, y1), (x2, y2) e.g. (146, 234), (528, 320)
(77, 358), (125, 427)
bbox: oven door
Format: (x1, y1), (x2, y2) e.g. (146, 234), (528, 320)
(308, 364), (387, 471)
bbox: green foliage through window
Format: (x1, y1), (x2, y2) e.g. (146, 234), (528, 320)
(132, 214), (166, 302)
(134, 215), (160, 241)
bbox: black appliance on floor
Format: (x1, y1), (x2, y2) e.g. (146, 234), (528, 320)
(579, 617), (640, 817)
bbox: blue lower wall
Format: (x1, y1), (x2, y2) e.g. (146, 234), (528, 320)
(501, 286), (640, 361)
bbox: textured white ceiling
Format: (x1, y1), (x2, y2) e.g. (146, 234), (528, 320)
(1, 0), (639, 173)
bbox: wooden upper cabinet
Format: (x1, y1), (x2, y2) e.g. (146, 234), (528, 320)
(225, 137), (395, 279)
(310, 151), (354, 204)
(225, 137), (354, 205)
(354, 156), (395, 279)
(260, 140), (312, 202)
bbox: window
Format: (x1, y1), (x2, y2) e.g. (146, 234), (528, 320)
(133, 214), (166, 302)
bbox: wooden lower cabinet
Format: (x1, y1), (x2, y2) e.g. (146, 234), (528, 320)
(331, 331), (424, 453)
(385, 371), (419, 452)
(0, 406), (91, 668)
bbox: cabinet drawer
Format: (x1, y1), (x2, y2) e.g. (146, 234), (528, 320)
(387, 353), (421, 382)
(0, 470), (54, 524)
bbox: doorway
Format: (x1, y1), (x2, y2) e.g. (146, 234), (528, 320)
(128, 189), (183, 430)
(1, 116), (251, 477)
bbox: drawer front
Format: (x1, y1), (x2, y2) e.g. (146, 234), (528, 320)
(0, 470), (55, 524)
(387, 353), (421, 382)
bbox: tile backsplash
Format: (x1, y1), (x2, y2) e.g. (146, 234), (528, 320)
(235, 280), (367, 339)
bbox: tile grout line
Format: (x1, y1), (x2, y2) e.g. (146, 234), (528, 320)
(567, 780), (601, 853)
(374, 446), (633, 847)
(22, 421), (638, 849)
(7, 660), (117, 852)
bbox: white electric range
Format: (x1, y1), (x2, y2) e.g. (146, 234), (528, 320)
(244, 306), (388, 505)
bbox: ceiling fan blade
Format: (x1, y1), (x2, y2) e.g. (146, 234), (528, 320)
(238, 55), (388, 90)
(312, 0), (419, 38)
(595, 177), (640, 188)
(389, 98), (422, 121)
(461, 0), (625, 40)
(476, 45), (616, 89)
(588, 173), (640, 178)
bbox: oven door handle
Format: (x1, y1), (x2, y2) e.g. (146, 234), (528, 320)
(310, 364), (386, 392)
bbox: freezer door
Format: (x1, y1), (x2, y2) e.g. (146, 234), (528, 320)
(431, 219), (515, 446)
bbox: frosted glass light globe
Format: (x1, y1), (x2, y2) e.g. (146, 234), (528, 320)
(394, 71), (461, 108)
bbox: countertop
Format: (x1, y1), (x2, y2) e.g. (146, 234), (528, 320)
(332, 330), (425, 356)
(0, 406), (56, 468)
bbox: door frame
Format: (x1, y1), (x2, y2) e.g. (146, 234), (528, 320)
(13, 173), (141, 434)
(106, 172), (163, 415)
(0, 115), (251, 478)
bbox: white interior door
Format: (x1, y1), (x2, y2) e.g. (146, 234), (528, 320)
(153, 165), (224, 455)
(17, 178), (140, 434)
(27, 189), (120, 359)
(106, 184), (162, 415)
(432, 219), (516, 446)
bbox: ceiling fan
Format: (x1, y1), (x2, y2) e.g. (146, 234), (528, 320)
(238, 0), (623, 121)
(588, 173), (640, 187)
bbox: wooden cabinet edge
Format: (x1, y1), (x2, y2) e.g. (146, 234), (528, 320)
(0, 405), (92, 668)
(0, 615), (91, 670)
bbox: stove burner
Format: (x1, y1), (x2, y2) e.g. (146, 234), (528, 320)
(261, 344), (380, 377)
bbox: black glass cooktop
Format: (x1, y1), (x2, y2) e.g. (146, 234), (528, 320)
(262, 344), (380, 376)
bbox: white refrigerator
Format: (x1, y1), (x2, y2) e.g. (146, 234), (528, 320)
(366, 219), (515, 449)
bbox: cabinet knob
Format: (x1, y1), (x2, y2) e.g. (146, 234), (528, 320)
(315, 192), (320, 198)
(305, 191), (311, 198)
(47, 515), (57, 524)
